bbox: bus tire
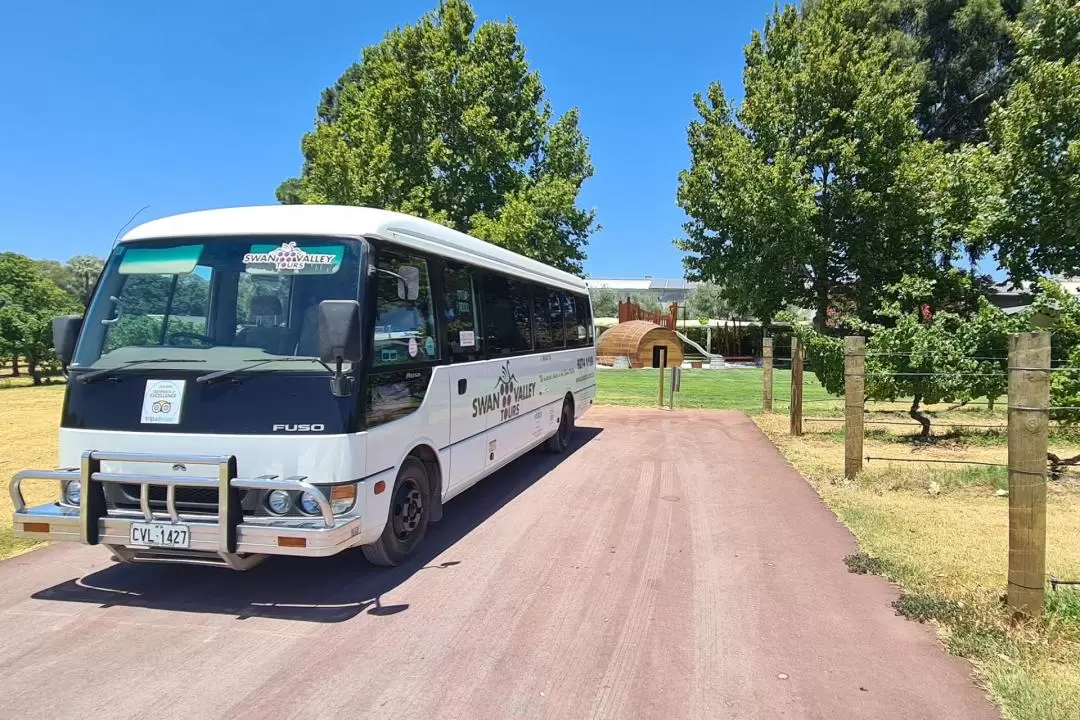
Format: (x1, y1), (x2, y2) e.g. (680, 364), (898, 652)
(362, 457), (431, 567)
(546, 399), (574, 454)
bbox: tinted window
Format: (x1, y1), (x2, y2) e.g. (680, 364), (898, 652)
(563, 294), (584, 348)
(444, 263), (481, 357)
(533, 285), (553, 350)
(548, 290), (565, 348)
(575, 293), (594, 345)
(481, 274), (532, 355)
(373, 249), (437, 366)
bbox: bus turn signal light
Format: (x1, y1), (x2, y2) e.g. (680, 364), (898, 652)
(23, 522), (50, 533)
(330, 485), (355, 501)
(277, 537), (307, 548)
(374, 481), (386, 495)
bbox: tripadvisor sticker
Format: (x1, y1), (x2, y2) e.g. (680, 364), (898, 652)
(141, 379), (185, 425)
(243, 242), (342, 275)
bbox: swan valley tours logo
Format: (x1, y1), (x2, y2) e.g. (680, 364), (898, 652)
(472, 361), (536, 421)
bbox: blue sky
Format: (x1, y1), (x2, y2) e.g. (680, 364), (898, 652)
(0, 0), (777, 279)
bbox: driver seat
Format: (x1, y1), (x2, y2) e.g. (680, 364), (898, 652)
(235, 296), (291, 355)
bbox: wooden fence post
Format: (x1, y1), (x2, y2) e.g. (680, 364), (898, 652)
(763, 337), (774, 412)
(1007, 332), (1050, 618)
(790, 337), (803, 436)
(844, 336), (866, 479)
(657, 347), (666, 408)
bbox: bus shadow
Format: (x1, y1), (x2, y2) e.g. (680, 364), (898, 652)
(30, 426), (602, 624)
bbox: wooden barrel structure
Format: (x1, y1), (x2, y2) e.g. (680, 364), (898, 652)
(596, 320), (684, 368)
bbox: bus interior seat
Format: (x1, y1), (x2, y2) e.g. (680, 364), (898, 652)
(235, 295), (292, 355)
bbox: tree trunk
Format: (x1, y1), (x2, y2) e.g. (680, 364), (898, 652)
(28, 356), (42, 385)
(10, 356), (19, 376)
(813, 304), (827, 332)
(909, 395), (931, 438)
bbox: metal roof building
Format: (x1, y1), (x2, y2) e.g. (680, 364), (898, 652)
(584, 277), (699, 303)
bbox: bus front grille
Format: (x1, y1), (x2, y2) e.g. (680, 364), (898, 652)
(110, 484), (244, 514)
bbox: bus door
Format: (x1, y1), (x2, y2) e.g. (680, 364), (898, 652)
(443, 264), (487, 492)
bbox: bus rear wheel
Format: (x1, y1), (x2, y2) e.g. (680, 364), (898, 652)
(362, 457), (431, 566)
(546, 399), (574, 454)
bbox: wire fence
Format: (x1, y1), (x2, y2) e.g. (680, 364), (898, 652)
(760, 333), (1074, 616)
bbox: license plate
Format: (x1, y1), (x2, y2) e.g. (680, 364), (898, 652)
(129, 522), (190, 549)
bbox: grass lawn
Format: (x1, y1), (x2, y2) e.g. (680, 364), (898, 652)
(595, 367), (832, 411)
(0, 383), (67, 559)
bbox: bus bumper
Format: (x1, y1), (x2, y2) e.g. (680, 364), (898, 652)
(10, 450), (364, 570)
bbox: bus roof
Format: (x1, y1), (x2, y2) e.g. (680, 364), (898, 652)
(121, 205), (589, 294)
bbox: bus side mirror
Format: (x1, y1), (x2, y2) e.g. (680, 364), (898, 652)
(317, 300), (363, 364)
(397, 266), (420, 301)
(53, 315), (82, 367)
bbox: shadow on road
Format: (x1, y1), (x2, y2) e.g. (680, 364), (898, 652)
(29, 427), (601, 624)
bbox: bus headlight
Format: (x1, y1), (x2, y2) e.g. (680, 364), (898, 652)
(299, 492), (321, 516)
(330, 484), (357, 514)
(266, 490), (292, 515)
(63, 480), (81, 505)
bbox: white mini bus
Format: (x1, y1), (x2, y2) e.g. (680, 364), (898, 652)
(11, 206), (596, 569)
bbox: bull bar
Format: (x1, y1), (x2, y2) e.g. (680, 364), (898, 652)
(10, 450), (363, 570)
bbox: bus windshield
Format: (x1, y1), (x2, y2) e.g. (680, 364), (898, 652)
(72, 236), (365, 373)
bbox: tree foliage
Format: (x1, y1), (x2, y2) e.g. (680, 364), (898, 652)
(677, 0), (953, 327)
(33, 255), (105, 308)
(989, 0), (1080, 281)
(0, 253), (80, 384)
(685, 282), (735, 321)
(588, 287), (618, 318)
(800, 274), (1020, 435)
(279, 0), (597, 274)
(801, 273), (1080, 434)
(909, 0), (1022, 147)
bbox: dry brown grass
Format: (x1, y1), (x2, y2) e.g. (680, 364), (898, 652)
(0, 384), (67, 558)
(756, 404), (1080, 720)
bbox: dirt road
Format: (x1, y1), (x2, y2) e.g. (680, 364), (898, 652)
(0, 407), (997, 719)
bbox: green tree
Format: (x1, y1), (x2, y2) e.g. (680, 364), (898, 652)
(677, 0), (950, 328)
(989, 0), (1080, 281)
(588, 287), (618, 318)
(908, 0), (1023, 147)
(627, 293), (663, 313)
(33, 254), (105, 308)
(685, 282), (735, 321)
(0, 253), (79, 384)
(279, 0), (597, 274)
(800, 274), (1017, 436)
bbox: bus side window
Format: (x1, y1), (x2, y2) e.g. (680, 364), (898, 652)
(562, 293), (583, 348)
(444, 263), (481, 358)
(575, 292), (594, 345)
(480, 274), (531, 355)
(548, 289), (565, 348)
(373, 250), (437, 366)
(533, 284), (553, 350)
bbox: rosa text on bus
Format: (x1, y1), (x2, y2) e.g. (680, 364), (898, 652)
(11, 206), (596, 569)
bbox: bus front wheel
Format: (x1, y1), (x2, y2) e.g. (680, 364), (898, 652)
(362, 457), (431, 566)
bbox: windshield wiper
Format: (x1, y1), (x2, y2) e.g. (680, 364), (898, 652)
(77, 358), (207, 384)
(196, 357), (331, 385)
